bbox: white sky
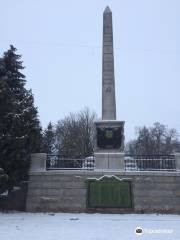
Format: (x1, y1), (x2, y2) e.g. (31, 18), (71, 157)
(0, 0), (179, 141)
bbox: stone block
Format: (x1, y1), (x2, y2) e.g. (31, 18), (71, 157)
(134, 204), (177, 212)
(134, 189), (174, 198)
(103, 62), (114, 69)
(134, 183), (179, 192)
(174, 189), (180, 196)
(30, 153), (46, 172)
(103, 42), (113, 46)
(103, 42), (112, 47)
(103, 54), (114, 62)
(94, 153), (109, 169)
(63, 188), (86, 197)
(103, 46), (113, 54)
(134, 176), (175, 183)
(94, 152), (124, 170)
(104, 27), (112, 34)
(103, 74), (114, 80)
(173, 176), (180, 183)
(103, 36), (112, 42)
(175, 153), (180, 170)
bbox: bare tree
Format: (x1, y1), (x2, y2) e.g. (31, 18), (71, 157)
(55, 108), (96, 157)
(126, 122), (180, 155)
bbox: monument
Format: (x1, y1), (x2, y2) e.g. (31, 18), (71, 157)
(94, 6), (125, 170)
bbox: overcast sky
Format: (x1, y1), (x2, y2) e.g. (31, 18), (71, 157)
(0, 0), (179, 141)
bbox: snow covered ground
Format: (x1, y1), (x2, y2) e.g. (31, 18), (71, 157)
(0, 212), (180, 240)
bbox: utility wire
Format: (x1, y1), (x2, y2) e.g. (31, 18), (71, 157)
(0, 39), (179, 54)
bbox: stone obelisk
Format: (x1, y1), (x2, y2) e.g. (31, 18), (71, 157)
(102, 6), (116, 120)
(94, 6), (125, 170)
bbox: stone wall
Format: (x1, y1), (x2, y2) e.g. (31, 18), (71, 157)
(26, 171), (180, 213)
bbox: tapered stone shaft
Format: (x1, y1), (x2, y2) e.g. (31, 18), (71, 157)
(102, 6), (116, 120)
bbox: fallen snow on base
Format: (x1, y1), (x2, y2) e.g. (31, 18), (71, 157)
(0, 212), (180, 240)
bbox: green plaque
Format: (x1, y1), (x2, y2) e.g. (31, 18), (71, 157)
(87, 176), (133, 208)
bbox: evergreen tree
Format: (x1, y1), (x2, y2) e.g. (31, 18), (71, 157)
(0, 45), (42, 188)
(0, 168), (8, 194)
(42, 122), (55, 154)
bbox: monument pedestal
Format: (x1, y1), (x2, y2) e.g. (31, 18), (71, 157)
(94, 152), (125, 170)
(94, 120), (125, 170)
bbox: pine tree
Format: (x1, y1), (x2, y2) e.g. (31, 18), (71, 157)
(0, 45), (42, 188)
(0, 168), (8, 194)
(42, 122), (55, 154)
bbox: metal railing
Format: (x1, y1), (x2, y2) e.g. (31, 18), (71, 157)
(46, 155), (95, 170)
(124, 155), (176, 171)
(46, 154), (176, 171)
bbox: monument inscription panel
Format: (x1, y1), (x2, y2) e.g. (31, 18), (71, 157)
(87, 176), (133, 208)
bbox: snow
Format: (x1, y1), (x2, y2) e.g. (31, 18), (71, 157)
(0, 212), (180, 240)
(87, 175), (132, 181)
(12, 186), (21, 191)
(0, 190), (8, 196)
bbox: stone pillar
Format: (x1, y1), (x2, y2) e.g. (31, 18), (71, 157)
(175, 153), (180, 171)
(102, 6), (116, 120)
(30, 153), (47, 172)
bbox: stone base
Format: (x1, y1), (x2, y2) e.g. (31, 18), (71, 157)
(94, 152), (125, 170)
(175, 153), (180, 170)
(30, 153), (47, 172)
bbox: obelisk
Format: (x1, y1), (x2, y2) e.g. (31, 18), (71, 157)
(102, 6), (116, 120)
(94, 6), (125, 170)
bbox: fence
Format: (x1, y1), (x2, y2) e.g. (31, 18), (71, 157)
(46, 155), (95, 170)
(124, 155), (176, 171)
(46, 154), (176, 171)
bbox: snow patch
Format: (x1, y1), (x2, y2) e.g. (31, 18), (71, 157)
(40, 197), (57, 201)
(0, 213), (179, 240)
